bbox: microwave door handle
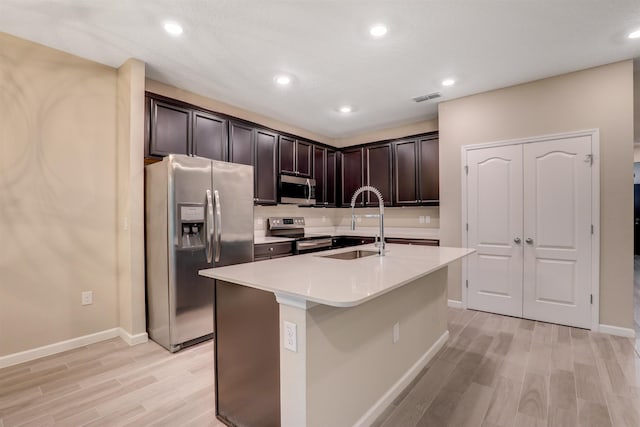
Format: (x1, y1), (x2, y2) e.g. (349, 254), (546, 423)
(205, 190), (214, 263)
(214, 190), (222, 263)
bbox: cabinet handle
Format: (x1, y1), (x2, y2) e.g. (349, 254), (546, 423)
(525, 238), (534, 244)
(269, 247), (274, 251)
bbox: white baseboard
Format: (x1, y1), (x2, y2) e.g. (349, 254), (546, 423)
(353, 330), (450, 427)
(0, 327), (149, 369)
(599, 324), (636, 338)
(119, 329), (149, 346)
(448, 299), (463, 309)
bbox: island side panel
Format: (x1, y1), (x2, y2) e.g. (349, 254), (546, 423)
(306, 267), (448, 427)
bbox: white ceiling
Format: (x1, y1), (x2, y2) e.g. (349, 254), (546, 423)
(1, 0), (640, 139)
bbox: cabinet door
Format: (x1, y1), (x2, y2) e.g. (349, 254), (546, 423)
(365, 143), (393, 206)
(229, 121), (254, 166)
(193, 111), (227, 161)
(326, 150), (337, 206)
(467, 144), (524, 318)
(296, 141), (312, 177)
(279, 136), (296, 174)
(255, 129), (278, 205)
(341, 148), (364, 206)
(149, 100), (191, 156)
(418, 136), (439, 203)
(313, 146), (326, 204)
(393, 139), (419, 205)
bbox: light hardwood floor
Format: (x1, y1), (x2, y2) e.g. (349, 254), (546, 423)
(1, 309), (639, 427)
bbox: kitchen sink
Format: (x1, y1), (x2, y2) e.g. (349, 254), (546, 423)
(318, 249), (379, 260)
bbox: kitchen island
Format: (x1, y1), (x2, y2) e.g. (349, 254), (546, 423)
(199, 243), (473, 427)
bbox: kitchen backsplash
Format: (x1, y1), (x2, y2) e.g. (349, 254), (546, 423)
(254, 205), (439, 231)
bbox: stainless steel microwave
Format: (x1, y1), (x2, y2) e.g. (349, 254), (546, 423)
(279, 175), (316, 205)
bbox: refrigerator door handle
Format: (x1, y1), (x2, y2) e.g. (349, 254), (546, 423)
(214, 190), (222, 263)
(206, 190), (214, 263)
(306, 178), (311, 202)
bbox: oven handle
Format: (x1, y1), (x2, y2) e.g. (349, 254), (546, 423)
(296, 238), (332, 249)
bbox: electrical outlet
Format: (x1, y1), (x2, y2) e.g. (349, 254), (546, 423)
(393, 322), (400, 343)
(418, 216), (425, 224)
(424, 216), (431, 224)
(284, 321), (297, 352)
(81, 291), (93, 306)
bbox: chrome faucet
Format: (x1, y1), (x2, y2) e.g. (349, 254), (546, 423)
(350, 186), (385, 256)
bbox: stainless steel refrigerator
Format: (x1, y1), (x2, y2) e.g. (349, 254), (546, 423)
(145, 154), (254, 352)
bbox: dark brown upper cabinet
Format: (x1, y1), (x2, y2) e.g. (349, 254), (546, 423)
(393, 133), (439, 205)
(279, 136), (312, 177)
(228, 121), (254, 166)
(313, 146), (338, 206)
(341, 147), (364, 206)
(254, 129), (278, 205)
(192, 111), (228, 161)
(228, 121), (278, 205)
(364, 143), (393, 207)
(149, 99), (191, 157)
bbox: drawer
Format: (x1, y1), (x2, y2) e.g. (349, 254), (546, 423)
(254, 241), (294, 258)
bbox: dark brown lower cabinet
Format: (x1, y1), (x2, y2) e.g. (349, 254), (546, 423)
(385, 237), (439, 246)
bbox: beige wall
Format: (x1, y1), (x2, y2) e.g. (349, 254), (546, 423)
(146, 79), (334, 146)
(634, 144), (640, 163)
(0, 33), (119, 355)
(116, 59), (147, 337)
(333, 118), (438, 148)
(439, 60), (634, 329)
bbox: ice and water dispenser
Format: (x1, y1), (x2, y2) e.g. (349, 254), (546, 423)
(178, 203), (205, 248)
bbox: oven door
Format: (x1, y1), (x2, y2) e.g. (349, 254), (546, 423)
(295, 238), (332, 254)
(280, 175), (316, 205)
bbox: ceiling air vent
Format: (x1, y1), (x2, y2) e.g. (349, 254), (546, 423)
(412, 92), (441, 103)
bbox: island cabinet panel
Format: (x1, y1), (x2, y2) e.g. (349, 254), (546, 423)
(192, 111), (228, 161)
(228, 121), (254, 166)
(341, 147), (364, 206)
(364, 143), (393, 206)
(254, 129), (278, 205)
(149, 99), (191, 157)
(313, 146), (338, 206)
(393, 133), (439, 205)
(279, 136), (312, 177)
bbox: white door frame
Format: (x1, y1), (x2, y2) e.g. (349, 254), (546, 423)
(461, 129), (600, 331)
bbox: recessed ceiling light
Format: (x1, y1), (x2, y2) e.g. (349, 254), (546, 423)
(442, 79), (456, 87)
(339, 105), (353, 113)
(274, 75), (292, 86)
(369, 24), (388, 38)
(628, 29), (640, 39)
(164, 21), (183, 36)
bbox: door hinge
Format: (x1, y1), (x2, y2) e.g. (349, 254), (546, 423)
(464, 165), (469, 175)
(585, 154), (593, 165)
(466, 223), (469, 231)
(590, 294), (593, 304)
(466, 280), (469, 289)
(591, 224), (594, 235)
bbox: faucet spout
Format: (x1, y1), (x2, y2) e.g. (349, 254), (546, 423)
(350, 186), (385, 256)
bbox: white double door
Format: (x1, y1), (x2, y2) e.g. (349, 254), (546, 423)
(466, 135), (593, 328)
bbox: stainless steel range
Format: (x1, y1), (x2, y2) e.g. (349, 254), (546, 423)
(267, 217), (332, 254)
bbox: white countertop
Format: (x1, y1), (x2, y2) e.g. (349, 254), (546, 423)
(199, 243), (473, 308)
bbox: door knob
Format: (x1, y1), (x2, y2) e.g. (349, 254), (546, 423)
(514, 237), (521, 244)
(525, 238), (534, 244)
